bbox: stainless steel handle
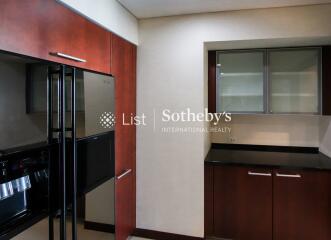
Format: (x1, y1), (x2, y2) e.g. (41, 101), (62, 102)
(116, 169), (132, 180)
(248, 171), (272, 177)
(52, 52), (86, 63)
(276, 173), (301, 178)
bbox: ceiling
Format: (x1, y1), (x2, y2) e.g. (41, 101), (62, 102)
(118, 0), (331, 19)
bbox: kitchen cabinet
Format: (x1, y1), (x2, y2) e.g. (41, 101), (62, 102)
(0, 1), (137, 239)
(269, 48), (320, 114)
(208, 46), (331, 115)
(112, 34), (137, 240)
(215, 50), (265, 113)
(213, 166), (272, 240)
(273, 170), (331, 240)
(0, 0), (111, 74)
(204, 165), (214, 236)
(322, 46), (331, 115)
(206, 165), (331, 240)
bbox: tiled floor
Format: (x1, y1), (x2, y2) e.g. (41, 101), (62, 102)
(12, 218), (152, 240)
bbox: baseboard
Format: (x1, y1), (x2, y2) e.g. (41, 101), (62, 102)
(133, 228), (204, 240)
(84, 221), (115, 233)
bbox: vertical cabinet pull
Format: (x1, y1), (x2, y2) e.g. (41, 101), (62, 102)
(276, 173), (301, 178)
(248, 171), (272, 177)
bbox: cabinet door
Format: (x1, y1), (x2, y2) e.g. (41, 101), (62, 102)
(269, 48), (320, 114)
(112, 34), (137, 240)
(273, 170), (331, 240)
(0, 0), (111, 74)
(216, 50), (265, 113)
(205, 165), (214, 237)
(214, 166), (273, 240)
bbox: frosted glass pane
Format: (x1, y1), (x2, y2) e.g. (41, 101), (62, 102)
(216, 51), (264, 112)
(269, 49), (320, 113)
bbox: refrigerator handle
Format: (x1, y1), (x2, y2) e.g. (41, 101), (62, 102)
(47, 67), (54, 240)
(59, 65), (67, 240)
(70, 68), (78, 240)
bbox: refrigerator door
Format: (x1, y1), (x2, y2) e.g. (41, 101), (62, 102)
(68, 70), (116, 240)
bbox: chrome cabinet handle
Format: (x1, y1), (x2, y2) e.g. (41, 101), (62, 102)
(116, 169), (132, 180)
(276, 173), (301, 178)
(51, 52), (87, 63)
(248, 171), (272, 177)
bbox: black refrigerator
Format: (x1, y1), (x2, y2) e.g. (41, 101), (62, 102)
(0, 51), (115, 240)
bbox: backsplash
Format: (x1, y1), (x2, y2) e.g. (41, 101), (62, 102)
(320, 116), (331, 157)
(211, 114), (321, 147)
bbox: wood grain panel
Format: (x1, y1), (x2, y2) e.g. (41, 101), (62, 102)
(273, 169), (331, 240)
(204, 165), (214, 237)
(208, 51), (216, 113)
(322, 46), (331, 115)
(0, 0), (111, 74)
(112, 34), (137, 240)
(213, 166), (273, 240)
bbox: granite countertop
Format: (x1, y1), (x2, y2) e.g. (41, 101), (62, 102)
(205, 144), (331, 170)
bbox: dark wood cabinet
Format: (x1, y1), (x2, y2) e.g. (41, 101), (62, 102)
(322, 46), (331, 115)
(0, 0), (111, 74)
(112, 34), (137, 240)
(213, 166), (272, 240)
(204, 165), (214, 236)
(209, 47), (331, 115)
(0, 1), (137, 239)
(273, 170), (331, 240)
(206, 165), (331, 240)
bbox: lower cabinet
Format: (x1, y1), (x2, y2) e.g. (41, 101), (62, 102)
(213, 166), (272, 240)
(206, 165), (331, 240)
(273, 170), (331, 240)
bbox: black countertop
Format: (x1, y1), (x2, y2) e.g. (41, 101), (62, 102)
(205, 144), (331, 170)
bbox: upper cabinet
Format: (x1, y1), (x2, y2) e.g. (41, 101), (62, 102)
(209, 47), (329, 115)
(0, 0), (111, 74)
(216, 50), (265, 113)
(268, 49), (320, 114)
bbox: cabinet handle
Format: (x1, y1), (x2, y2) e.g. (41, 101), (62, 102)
(248, 171), (272, 177)
(276, 173), (301, 178)
(116, 169), (132, 180)
(51, 52), (87, 63)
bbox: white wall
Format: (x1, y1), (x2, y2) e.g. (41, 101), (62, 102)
(211, 115), (320, 147)
(58, 0), (138, 44)
(320, 116), (331, 156)
(137, 4), (331, 237)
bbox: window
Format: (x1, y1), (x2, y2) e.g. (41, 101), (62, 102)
(212, 47), (321, 114)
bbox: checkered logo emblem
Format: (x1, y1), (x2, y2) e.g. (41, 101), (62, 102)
(100, 112), (115, 128)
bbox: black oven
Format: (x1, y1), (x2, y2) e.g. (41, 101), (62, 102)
(0, 144), (50, 239)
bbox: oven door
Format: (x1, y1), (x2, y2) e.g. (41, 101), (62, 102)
(0, 51), (55, 239)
